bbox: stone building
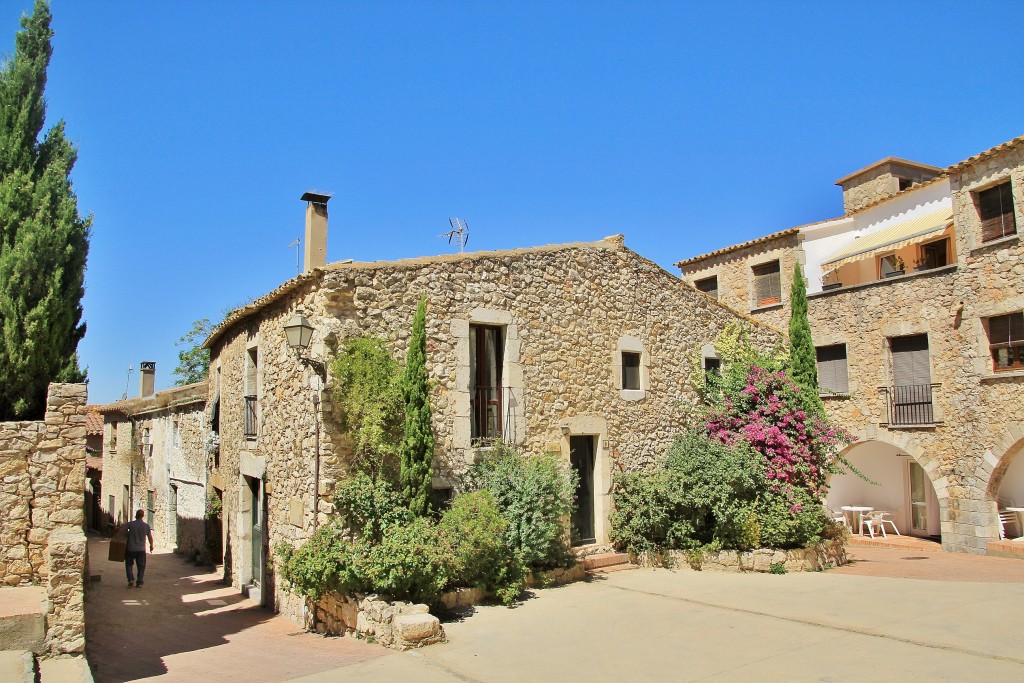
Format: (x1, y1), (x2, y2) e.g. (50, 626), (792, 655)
(201, 193), (781, 615)
(97, 366), (209, 558)
(677, 134), (1024, 555)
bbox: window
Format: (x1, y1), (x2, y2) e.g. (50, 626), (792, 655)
(244, 348), (258, 438)
(919, 239), (948, 269)
(880, 253), (905, 277)
(621, 352), (641, 390)
(977, 181), (1016, 242)
(703, 356), (721, 379)
(815, 344), (848, 394)
(888, 334), (934, 425)
(470, 325), (505, 444)
(752, 261), (781, 306)
(108, 423), (117, 452)
(695, 276), (718, 299)
(898, 177), (915, 191)
(987, 312), (1024, 372)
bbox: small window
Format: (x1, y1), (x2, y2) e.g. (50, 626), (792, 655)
(108, 423), (117, 451)
(898, 177), (915, 191)
(977, 181), (1016, 242)
(703, 356), (721, 378)
(695, 276), (718, 300)
(919, 239), (948, 269)
(880, 253), (905, 277)
(621, 352), (641, 390)
(752, 261), (781, 306)
(816, 344), (849, 394)
(987, 312), (1024, 372)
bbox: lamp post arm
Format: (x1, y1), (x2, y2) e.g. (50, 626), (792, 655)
(300, 356), (327, 381)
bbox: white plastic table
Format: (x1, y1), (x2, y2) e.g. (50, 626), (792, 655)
(841, 506), (874, 535)
(1007, 507), (1024, 541)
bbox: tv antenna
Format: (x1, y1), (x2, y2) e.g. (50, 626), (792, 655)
(288, 237), (301, 277)
(441, 217), (469, 253)
(122, 365), (134, 400)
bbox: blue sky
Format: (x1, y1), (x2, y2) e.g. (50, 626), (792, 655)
(3, 1), (1022, 404)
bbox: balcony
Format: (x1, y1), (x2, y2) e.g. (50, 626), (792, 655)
(879, 384), (940, 427)
(243, 395), (258, 438)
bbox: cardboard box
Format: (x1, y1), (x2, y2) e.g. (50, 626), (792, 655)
(108, 533), (127, 562)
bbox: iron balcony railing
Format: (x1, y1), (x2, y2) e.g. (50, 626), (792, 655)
(471, 386), (516, 446)
(879, 383), (940, 426)
(244, 395), (258, 437)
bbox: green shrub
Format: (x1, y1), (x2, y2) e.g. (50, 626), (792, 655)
(461, 444), (577, 569)
(276, 525), (371, 601)
(609, 469), (693, 554)
(365, 516), (454, 604)
(755, 489), (829, 549)
(439, 490), (527, 605)
(333, 472), (412, 544)
(769, 561), (788, 575)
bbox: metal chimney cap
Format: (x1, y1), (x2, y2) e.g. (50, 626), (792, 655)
(140, 362), (156, 371)
(300, 191), (333, 204)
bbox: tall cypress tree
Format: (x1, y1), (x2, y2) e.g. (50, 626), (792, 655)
(400, 296), (434, 516)
(0, 0), (89, 419)
(788, 263), (819, 402)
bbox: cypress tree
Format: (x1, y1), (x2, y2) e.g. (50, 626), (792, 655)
(788, 263), (819, 401)
(0, 0), (90, 419)
(400, 296), (434, 516)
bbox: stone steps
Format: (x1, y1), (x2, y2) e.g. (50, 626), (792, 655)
(0, 650), (35, 683)
(581, 552), (636, 574)
(39, 655), (94, 682)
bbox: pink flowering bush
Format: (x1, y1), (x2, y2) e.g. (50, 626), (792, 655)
(704, 364), (853, 501)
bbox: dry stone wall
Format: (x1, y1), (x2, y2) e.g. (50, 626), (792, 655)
(0, 383), (88, 656)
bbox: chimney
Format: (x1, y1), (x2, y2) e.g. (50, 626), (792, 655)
(139, 362), (156, 397)
(301, 191), (332, 273)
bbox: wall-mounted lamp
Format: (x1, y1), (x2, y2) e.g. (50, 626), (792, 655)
(284, 310), (326, 380)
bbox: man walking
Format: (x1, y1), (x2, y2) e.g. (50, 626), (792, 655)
(124, 509), (154, 588)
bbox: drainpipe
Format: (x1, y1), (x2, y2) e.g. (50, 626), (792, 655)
(312, 389), (321, 532)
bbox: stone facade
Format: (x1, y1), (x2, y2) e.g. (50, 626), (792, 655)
(837, 158), (943, 214)
(97, 382), (208, 558)
(676, 230), (800, 331)
(204, 235), (781, 618)
(312, 594), (444, 650)
(0, 383), (88, 657)
(676, 136), (1024, 554)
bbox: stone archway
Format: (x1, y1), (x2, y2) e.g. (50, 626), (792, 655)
(979, 429), (1024, 541)
(826, 430), (945, 542)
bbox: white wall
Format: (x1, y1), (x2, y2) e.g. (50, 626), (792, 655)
(827, 441), (910, 532)
(802, 179), (952, 292)
(998, 454), (1024, 507)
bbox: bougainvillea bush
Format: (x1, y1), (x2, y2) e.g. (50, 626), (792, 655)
(612, 335), (854, 554)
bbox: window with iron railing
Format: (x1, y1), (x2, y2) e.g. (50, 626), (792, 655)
(884, 334), (936, 425)
(470, 324), (505, 445)
(244, 395), (258, 437)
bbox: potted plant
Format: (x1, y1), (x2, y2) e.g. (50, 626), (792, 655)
(913, 256), (929, 272)
(883, 254), (905, 277)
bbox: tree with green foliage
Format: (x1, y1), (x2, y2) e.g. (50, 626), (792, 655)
(330, 336), (403, 477)
(788, 263), (819, 401)
(0, 0), (90, 419)
(173, 318), (212, 386)
(399, 296), (434, 516)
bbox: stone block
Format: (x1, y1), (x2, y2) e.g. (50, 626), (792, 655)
(393, 613), (440, 643)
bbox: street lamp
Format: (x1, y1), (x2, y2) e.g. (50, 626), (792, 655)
(283, 310), (325, 379)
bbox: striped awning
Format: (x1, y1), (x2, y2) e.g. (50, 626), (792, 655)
(822, 207), (953, 270)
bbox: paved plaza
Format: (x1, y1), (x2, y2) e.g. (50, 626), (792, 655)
(86, 538), (1024, 682)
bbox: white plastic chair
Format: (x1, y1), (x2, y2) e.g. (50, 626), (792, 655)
(861, 511), (892, 538)
(828, 507), (849, 531)
(874, 511), (900, 536)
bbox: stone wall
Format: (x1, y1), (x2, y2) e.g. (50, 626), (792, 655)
(679, 231), (800, 332)
(312, 594), (444, 650)
(0, 383), (88, 657)
(207, 237), (782, 616)
(841, 170), (899, 214)
(632, 539), (847, 573)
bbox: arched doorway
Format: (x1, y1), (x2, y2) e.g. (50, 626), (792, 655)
(826, 440), (941, 540)
(987, 438), (1024, 540)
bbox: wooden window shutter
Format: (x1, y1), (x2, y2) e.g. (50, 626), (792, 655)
(695, 276), (718, 299)
(891, 334), (930, 386)
(753, 261), (781, 305)
(978, 182), (1017, 242)
(815, 344), (848, 394)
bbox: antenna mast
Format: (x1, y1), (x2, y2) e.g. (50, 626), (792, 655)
(122, 365), (134, 400)
(441, 217), (469, 253)
(288, 237), (300, 277)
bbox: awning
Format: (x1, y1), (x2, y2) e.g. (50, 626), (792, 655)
(822, 207), (953, 270)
